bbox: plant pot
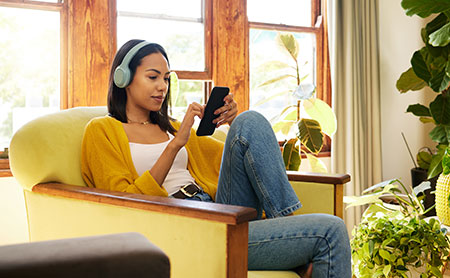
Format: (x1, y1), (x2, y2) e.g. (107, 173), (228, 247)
(436, 173), (450, 225)
(410, 167), (437, 216)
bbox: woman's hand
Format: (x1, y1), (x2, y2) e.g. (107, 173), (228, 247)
(213, 92), (238, 127)
(171, 102), (204, 148)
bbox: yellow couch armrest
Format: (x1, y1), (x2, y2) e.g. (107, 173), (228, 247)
(287, 171), (350, 218)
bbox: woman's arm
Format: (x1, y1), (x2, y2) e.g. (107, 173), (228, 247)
(81, 118), (168, 196)
(148, 102), (204, 185)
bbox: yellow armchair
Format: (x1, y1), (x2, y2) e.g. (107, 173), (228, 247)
(9, 107), (350, 278)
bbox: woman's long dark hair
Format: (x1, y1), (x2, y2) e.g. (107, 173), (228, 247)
(107, 39), (176, 134)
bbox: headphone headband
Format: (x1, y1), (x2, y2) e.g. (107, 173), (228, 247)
(114, 41), (151, 88)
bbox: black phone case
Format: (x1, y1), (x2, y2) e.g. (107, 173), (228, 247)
(196, 86), (230, 136)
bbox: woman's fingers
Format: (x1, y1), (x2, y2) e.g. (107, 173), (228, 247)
(174, 102), (204, 147)
(213, 93), (238, 126)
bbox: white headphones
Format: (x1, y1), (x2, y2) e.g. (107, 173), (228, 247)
(113, 41), (151, 88)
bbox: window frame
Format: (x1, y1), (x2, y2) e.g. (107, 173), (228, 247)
(0, 0), (67, 172)
(115, 0), (213, 103)
(0, 0), (68, 108)
(247, 0), (331, 154)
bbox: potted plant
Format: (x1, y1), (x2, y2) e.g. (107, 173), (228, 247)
(396, 0), (450, 180)
(345, 179), (450, 277)
(255, 32), (337, 172)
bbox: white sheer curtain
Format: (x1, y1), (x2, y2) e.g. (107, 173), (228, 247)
(327, 0), (383, 232)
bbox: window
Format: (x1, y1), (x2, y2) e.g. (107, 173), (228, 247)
(248, 0), (326, 140)
(0, 1), (63, 150)
(116, 0), (211, 121)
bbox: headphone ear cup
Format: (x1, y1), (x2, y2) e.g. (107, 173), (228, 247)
(113, 66), (130, 88)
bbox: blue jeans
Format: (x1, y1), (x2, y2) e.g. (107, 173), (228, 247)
(188, 111), (351, 277)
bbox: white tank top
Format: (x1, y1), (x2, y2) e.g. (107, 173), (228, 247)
(129, 133), (196, 195)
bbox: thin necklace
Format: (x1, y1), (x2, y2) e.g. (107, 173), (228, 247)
(127, 118), (150, 125)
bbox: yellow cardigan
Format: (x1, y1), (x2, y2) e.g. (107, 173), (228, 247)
(81, 116), (224, 199)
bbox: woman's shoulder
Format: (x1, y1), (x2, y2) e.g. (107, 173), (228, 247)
(87, 115), (119, 127)
(85, 115), (122, 133)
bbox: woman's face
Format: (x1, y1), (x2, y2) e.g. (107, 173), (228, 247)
(125, 52), (170, 113)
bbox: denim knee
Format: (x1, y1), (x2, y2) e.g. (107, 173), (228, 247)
(230, 110), (273, 139)
(232, 110), (269, 128)
(325, 215), (348, 239)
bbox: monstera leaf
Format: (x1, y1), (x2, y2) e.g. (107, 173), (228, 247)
(298, 119), (323, 154)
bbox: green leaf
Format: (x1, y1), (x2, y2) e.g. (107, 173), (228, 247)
(305, 153), (328, 173)
(429, 21), (450, 47)
(363, 179), (397, 194)
(383, 265), (391, 277)
(381, 238), (395, 249)
(276, 32), (299, 62)
(411, 49), (432, 83)
(272, 121), (295, 136)
(419, 116), (435, 124)
(401, 0), (450, 18)
(343, 193), (383, 208)
(258, 74), (295, 88)
(429, 68), (450, 92)
(281, 109), (298, 121)
(429, 125), (449, 143)
(442, 147), (450, 175)
(430, 94), (450, 125)
(425, 13), (449, 38)
(447, 60), (450, 78)
(369, 240), (374, 257)
(430, 265), (442, 277)
(417, 150), (432, 169)
(302, 98), (337, 136)
(282, 138), (301, 171)
(396, 67), (428, 93)
(379, 249), (392, 261)
(428, 144), (447, 178)
(169, 71), (179, 106)
(407, 103), (431, 117)
(298, 118), (323, 154)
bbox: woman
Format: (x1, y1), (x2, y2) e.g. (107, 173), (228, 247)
(81, 39), (351, 277)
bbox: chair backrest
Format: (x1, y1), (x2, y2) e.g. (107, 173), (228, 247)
(10, 106), (108, 191)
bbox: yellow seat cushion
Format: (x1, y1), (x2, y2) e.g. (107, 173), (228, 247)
(10, 106), (108, 190)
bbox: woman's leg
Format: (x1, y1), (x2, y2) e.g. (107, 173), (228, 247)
(248, 214), (352, 278)
(215, 110), (301, 218)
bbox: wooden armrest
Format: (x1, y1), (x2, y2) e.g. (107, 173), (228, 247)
(32, 183), (257, 225)
(287, 171), (351, 184)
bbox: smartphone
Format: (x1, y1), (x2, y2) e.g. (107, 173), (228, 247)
(196, 86), (230, 136)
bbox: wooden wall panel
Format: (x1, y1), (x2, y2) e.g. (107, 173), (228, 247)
(212, 0), (249, 112)
(67, 0), (116, 107)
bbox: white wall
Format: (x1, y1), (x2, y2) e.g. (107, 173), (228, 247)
(0, 177), (29, 245)
(379, 0), (435, 184)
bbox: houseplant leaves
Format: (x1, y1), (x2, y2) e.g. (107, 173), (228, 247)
(298, 118), (323, 154)
(396, 67), (427, 93)
(401, 0), (450, 18)
(282, 138), (300, 171)
(303, 98), (337, 137)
